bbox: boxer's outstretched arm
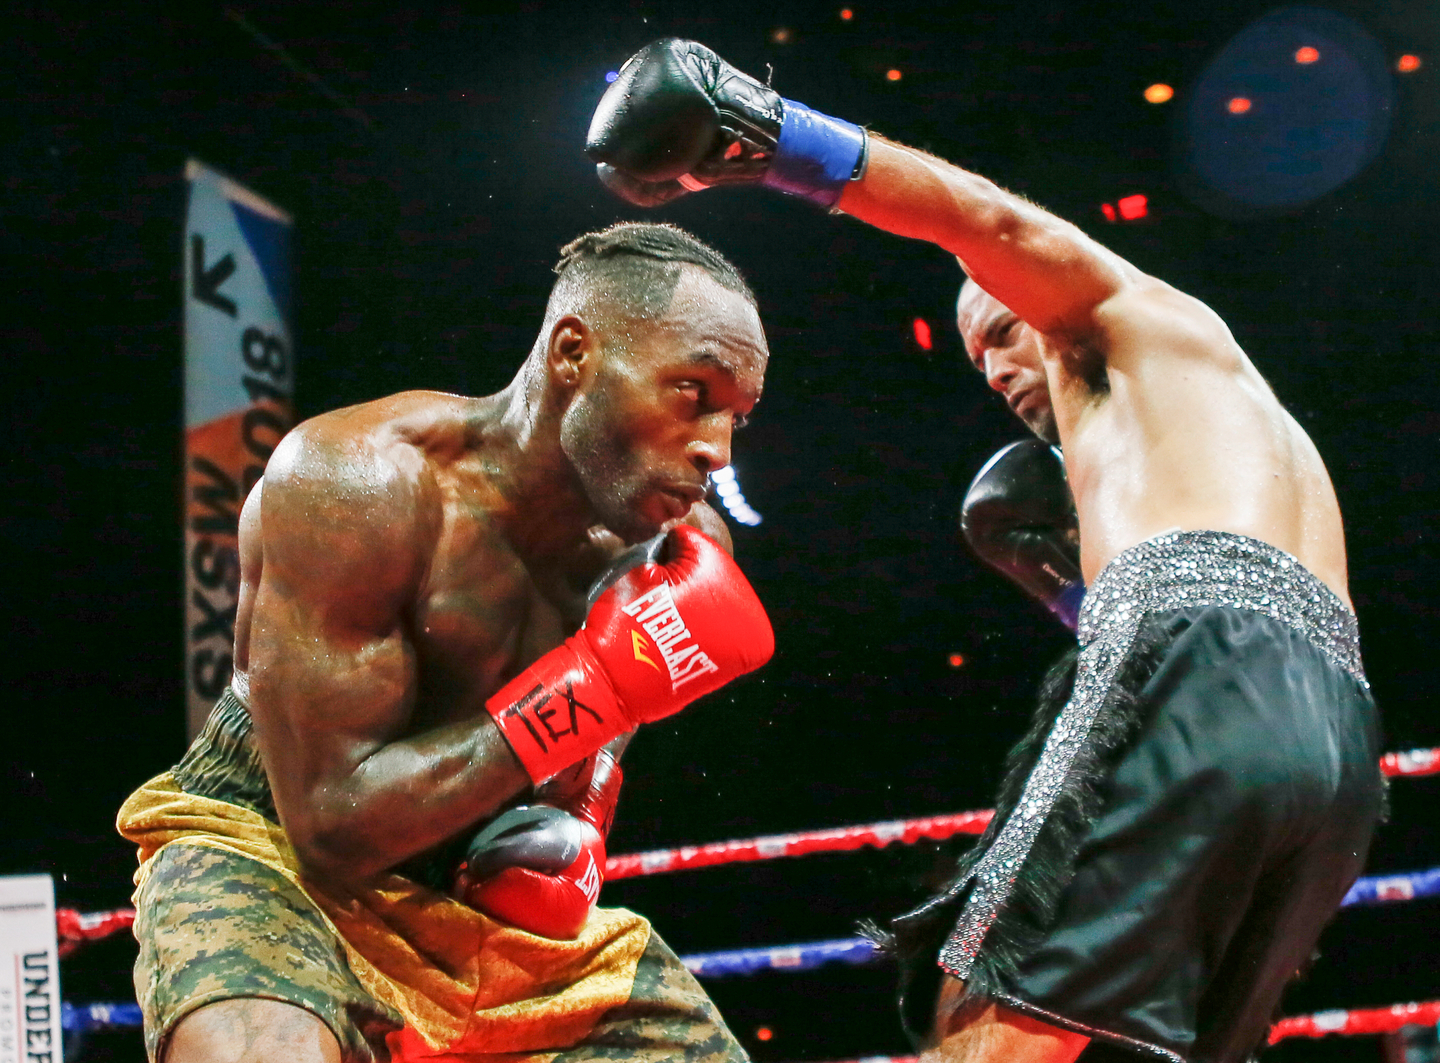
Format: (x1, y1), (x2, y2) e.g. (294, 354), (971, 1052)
(837, 136), (1142, 342)
(245, 424), (530, 885)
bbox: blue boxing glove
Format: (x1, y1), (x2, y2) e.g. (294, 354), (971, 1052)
(961, 441), (1085, 631)
(586, 38), (868, 208)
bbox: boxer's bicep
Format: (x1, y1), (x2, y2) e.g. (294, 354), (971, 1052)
(839, 135), (1138, 338)
(245, 427), (436, 869)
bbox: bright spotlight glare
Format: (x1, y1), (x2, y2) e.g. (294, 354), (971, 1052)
(710, 466), (736, 484)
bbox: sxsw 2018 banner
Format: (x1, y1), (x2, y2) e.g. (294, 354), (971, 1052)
(184, 160), (293, 737)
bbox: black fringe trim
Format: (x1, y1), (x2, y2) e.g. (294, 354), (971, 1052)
(866, 616), (1174, 1048)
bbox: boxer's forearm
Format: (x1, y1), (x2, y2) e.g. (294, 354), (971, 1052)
(265, 698), (533, 886)
(837, 136), (1134, 339)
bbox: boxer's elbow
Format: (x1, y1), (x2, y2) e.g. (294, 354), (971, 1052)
(286, 796), (397, 886)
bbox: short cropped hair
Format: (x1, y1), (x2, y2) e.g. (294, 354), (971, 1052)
(551, 222), (756, 321)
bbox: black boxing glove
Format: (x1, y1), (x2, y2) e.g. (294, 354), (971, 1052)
(586, 38), (868, 208)
(961, 440), (1085, 631)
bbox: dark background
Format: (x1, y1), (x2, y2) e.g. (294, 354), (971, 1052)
(5, 1), (1437, 1060)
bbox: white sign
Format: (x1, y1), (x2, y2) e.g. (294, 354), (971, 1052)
(0, 875), (61, 1063)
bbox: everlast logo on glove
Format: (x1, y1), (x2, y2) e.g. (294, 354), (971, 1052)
(486, 525), (772, 784)
(622, 582), (721, 691)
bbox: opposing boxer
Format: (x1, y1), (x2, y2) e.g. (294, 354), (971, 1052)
(589, 42), (1384, 1063)
(117, 221), (773, 1063)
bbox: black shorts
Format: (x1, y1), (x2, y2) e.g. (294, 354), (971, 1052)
(888, 534), (1384, 1063)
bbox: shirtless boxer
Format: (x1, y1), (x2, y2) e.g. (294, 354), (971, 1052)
(586, 41), (1385, 1063)
(118, 221), (772, 1063)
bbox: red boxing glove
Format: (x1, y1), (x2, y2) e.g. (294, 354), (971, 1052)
(454, 743), (625, 939)
(486, 525), (773, 782)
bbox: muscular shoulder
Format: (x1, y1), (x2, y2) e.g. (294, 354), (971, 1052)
(259, 402), (444, 625)
(1091, 279), (1248, 377)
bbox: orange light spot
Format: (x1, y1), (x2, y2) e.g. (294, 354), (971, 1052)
(1118, 193), (1148, 220)
(1295, 46), (1320, 64)
(755, 1027), (774, 1042)
(1143, 83), (1174, 104)
(1100, 202), (1117, 222)
(1228, 96), (1252, 114)
(912, 317), (933, 350)
(770, 26), (793, 44)
(1398, 54), (1422, 73)
(886, 68), (903, 81)
(840, 7), (853, 19)
(948, 653), (966, 669)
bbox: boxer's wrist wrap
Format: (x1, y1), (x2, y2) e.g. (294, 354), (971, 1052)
(485, 645), (627, 784)
(762, 99), (868, 206)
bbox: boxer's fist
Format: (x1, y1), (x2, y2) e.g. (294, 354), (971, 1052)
(587, 38), (867, 208)
(454, 742), (626, 939)
(486, 525), (773, 782)
(453, 805), (603, 939)
(961, 440), (1085, 630)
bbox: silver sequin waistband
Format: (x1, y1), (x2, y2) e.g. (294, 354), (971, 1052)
(939, 530), (1365, 980)
(1077, 530), (1364, 684)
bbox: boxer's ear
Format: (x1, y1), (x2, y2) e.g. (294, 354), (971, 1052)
(547, 315), (596, 391)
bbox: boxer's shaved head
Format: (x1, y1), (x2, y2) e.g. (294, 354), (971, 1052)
(547, 222), (755, 327)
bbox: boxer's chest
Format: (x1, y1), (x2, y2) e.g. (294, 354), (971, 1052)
(407, 515), (595, 726)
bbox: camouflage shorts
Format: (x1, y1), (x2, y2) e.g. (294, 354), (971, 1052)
(132, 841), (401, 1062)
(132, 841), (747, 1063)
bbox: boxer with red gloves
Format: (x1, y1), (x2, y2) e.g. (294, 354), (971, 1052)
(120, 222), (773, 1063)
(457, 527), (773, 939)
(590, 42), (1381, 1063)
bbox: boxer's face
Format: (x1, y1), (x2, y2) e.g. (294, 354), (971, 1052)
(957, 280), (1058, 444)
(560, 268), (767, 542)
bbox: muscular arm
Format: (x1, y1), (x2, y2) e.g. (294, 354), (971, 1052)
(837, 136), (1143, 343)
(246, 426), (529, 884)
(838, 136), (1248, 383)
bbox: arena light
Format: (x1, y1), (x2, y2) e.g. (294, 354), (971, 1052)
(886, 68), (902, 82)
(1398, 54), (1422, 73)
(709, 466), (763, 526)
(1177, 7), (1393, 218)
(839, 7), (853, 20)
(1117, 193), (1148, 220)
(605, 71), (619, 83)
(912, 316), (933, 350)
(1101, 197), (1148, 223)
(1144, 83), (1174, 104)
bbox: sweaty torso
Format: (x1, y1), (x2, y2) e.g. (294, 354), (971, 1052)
(233, 391), (615, 730)
(1045, 287), (1351, 608)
